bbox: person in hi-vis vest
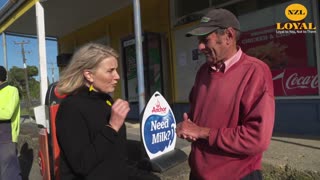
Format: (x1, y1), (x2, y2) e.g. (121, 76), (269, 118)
(0, 66), (22, 180)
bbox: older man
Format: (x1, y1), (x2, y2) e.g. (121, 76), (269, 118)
(176, 9), (275, 180)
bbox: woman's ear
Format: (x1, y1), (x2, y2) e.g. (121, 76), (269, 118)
(83, 69), (93, 83)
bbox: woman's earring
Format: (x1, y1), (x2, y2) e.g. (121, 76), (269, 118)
(89, 84), (94, 92)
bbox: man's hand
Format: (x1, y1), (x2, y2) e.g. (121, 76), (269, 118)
(176, 113), (211, 141)
(176, 113), (197, 142)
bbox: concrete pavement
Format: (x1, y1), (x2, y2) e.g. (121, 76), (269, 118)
(125, 122), (320, 180)
(264, 134), (320, 172)
(18, 121), (320, 180)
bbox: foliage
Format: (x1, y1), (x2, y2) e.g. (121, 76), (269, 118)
(7, 65), (40, 100)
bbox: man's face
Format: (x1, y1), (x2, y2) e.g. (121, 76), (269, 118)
(197, 29), (228, 65)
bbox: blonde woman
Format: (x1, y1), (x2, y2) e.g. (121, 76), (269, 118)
(56, 43), (130, 179)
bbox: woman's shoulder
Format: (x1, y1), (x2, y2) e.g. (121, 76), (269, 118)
(59, 93), (90, 109)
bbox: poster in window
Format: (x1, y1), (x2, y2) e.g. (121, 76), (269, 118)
(239, 25), (308, 69)
(238, 25), (318, 96)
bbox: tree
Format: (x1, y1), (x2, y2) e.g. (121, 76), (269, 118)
(7, 66), (40, 112)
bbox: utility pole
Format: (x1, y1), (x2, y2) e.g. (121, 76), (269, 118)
(48, 62), (56, 84)
(2, 33), (8, 71)
(14, 40), (32, 113)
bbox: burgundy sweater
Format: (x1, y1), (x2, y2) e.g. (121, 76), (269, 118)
(188, 53), (275, 180)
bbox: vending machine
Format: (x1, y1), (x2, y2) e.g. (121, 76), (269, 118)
(121, 32), (164, 120)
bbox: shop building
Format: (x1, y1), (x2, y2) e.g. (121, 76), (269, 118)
(1, 0), (319, 135)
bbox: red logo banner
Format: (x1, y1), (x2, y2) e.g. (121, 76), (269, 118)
(272, 68), (318, 96)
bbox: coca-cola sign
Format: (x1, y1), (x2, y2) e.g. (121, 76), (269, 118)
(272, 68), (318, 96)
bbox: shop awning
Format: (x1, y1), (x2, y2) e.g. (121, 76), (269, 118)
(1, 0), (146, 112)
(0, 0), (131, 37)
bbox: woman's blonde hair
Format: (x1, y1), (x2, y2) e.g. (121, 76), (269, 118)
(57, 43), (119, 95)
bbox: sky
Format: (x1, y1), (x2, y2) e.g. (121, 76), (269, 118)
(0, 33), (59, 84)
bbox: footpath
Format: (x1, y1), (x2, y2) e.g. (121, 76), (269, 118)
(18, 121), (320, 180)
(125, 122), (320, 180)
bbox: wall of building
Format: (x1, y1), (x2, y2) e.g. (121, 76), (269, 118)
(55, 0), (320, 136)
(170, 0), (320, 136)
(57, 0), (171, 100)
(275, 99), (320, 136)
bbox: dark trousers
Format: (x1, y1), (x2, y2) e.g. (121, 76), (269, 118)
(0, 142), (22, 180)
(241, 170), (262, 180)
(189, 170), (262, 180)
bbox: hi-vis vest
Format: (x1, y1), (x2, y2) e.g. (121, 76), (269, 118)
(0, 82), (20, 143)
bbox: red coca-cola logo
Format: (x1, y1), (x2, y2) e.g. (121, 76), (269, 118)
(285, 73), (318, 89)
(272, 68), (318, 96)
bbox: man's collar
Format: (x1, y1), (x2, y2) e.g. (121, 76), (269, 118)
(223, 47), (242, 72)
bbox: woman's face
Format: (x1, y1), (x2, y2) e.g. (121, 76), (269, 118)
(85, 57), (120, 94)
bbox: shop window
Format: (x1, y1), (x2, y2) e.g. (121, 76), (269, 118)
(237, 0), (318, 96)
(172, 0), (318, 97)
(174, 0), (209, 18)
(172, 0), (248, 27)
(172, 0), (293, 26)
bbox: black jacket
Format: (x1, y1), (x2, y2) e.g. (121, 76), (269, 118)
(56, 86), (128, 180)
